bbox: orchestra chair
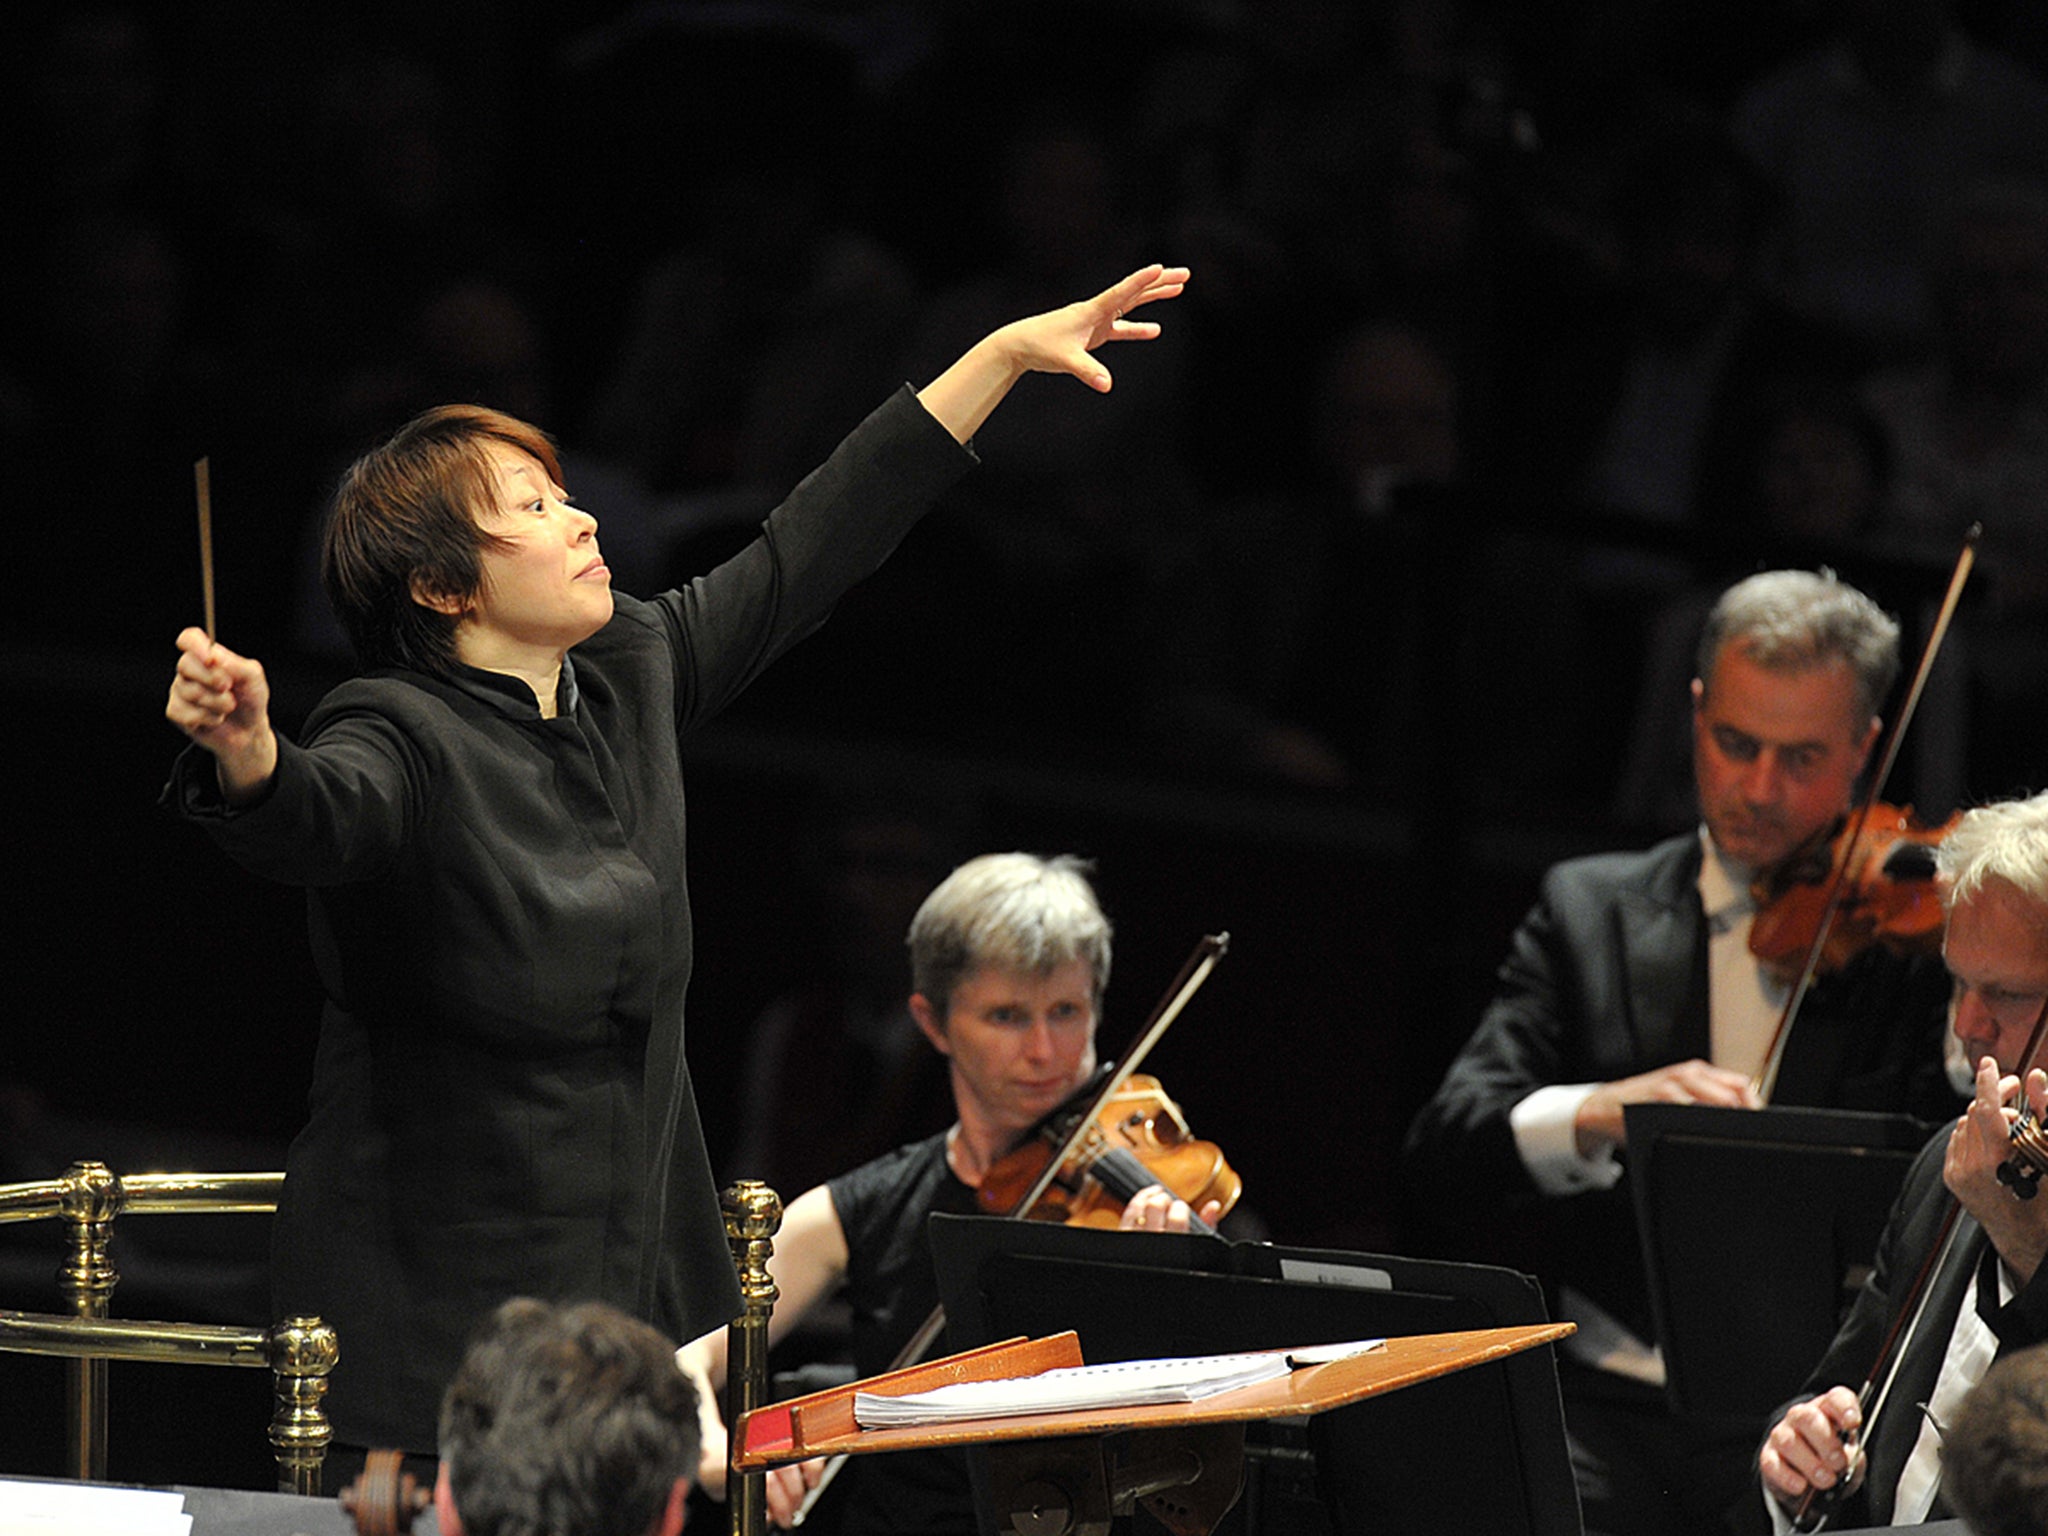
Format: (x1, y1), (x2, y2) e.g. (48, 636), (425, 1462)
(0, 1159), (336, 1493)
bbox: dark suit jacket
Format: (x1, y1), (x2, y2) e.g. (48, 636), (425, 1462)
(1779, 1128), (2048, 1526)
(1403, 833), (1959, 1343)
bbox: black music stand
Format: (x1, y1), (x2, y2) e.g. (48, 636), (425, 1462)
(1625, 1103), (1932, 1420)
(927, 1213), (1582, 1536)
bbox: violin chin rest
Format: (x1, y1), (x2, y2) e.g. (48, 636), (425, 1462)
(1880, 841), (1940, 880)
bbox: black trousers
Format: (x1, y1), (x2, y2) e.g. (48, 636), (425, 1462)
(1558, 1357), (1767, 1536)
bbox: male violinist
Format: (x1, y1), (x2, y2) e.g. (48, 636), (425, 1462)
(675, 852), (1224, 1534)
(1403, 568), (1963, 1536)
(1758, 789), (2048, 1529)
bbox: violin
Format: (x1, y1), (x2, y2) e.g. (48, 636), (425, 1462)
(1748, 802), (1959, 979)
(784, 935), (1234, 1528)
(976, 1072), (1242, 1232)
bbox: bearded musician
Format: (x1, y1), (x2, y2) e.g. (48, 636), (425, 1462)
(678, 852), (1226, 1534)
(1403, 569), (1964, 1536)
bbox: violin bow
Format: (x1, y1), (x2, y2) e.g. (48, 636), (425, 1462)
(1755, 526), (1980, 1103)
(1791, 993), (2048, 1531)
(786, 931), (1231, 1526)
(996, 930), (1231, 1222)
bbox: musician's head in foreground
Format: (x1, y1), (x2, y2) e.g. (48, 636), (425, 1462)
(437, 1298), (699, 1536)
(1943, 1338), (2048, 1536)
(1690, 568), (1898, 872)
(1940, 789), (2048, 1078)
(906, 852), (1113, 1146)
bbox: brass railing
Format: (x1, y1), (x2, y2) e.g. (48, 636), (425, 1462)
(0, 1160), (336, 1493)
(720, 1180), (782, 1536)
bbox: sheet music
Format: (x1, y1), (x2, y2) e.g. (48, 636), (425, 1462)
(0, 1480), (192, 1536)
(853, 1341), (1384, 1427)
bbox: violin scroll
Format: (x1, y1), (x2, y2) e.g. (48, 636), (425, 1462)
(339, 1449), (432, 1536)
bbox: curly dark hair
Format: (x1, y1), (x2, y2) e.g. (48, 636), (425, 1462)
(438, 1298), (699, 1536)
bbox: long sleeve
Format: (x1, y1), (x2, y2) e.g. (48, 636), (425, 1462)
(645, 385), (976, 731)
(155, 384), (981, 1452)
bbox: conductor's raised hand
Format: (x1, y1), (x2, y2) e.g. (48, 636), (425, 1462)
(165, 627), (277, 803)
(1002, 263), (1191, 393)
(915, 264), (1190, 444)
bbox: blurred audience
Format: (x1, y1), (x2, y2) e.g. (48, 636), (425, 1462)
(1732, 0), (2048, 365)
(723, 798), (966, 1200)
(1713, 376), (1892, 544)
(19, 0), (2048, 809)
(1862, 177), (2048, 604)
(1501, 117), (1838, 528)
(884, 103), (1203, 748)
(574, 21), (921, 505)
(1861, 175), (2048, 796)
(1144, 317), (1457, 795)
(1146, 313), (1607, 813)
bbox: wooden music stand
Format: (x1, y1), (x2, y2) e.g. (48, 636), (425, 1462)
(734, 1324), (1573, 1536)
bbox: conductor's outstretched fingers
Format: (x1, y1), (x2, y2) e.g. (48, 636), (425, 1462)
(998, 264), (1191, 394)
(912, 263), (1190, 439)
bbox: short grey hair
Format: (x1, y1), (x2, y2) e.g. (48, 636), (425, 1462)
(1939, 790), (2048, 915)
(1696, 568), (1901, 723)
(907, 853), (1112, 1019)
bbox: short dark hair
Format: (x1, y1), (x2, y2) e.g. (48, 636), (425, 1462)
(438, 1298), (699, 1536)
(321, 404), (565, 674)
(1944, 1341), (2048, 1536)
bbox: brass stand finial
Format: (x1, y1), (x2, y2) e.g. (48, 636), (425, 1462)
(721, 1181), (783, 1536)
(269, 1315), (339, 1494)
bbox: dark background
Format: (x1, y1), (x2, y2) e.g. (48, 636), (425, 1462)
(8, 0), (2048, 1490)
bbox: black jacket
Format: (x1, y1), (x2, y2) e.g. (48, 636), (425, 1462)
(1404, 832), (1959, 1342)
(168, 388), (974, 1449)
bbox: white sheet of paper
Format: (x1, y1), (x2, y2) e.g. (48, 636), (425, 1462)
(1285, 1339), (1387, 1366)
(0, 1479), (192, 1536)
(854, 1347), (1351, 1427)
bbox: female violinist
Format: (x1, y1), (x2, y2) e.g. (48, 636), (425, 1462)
(673, 853), (1231, 1534)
